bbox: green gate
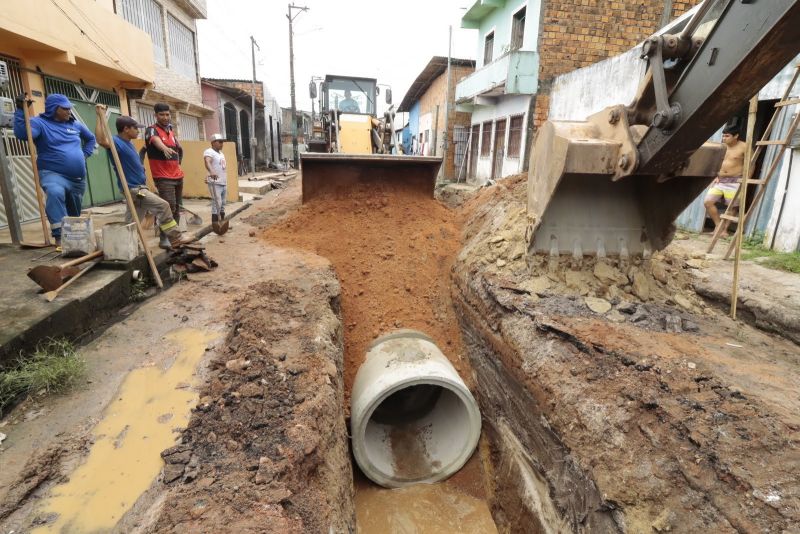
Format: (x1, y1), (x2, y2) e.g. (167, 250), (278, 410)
(44, 77), (122, 207)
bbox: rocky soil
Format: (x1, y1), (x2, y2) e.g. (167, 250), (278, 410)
(453, 174), (800, 533)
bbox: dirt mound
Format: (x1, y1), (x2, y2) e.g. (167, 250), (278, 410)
(452, 175), (800, 532)
(262, 183), (468, 398)
(459, 173), (712, 329)
(154, 274), (353, 533)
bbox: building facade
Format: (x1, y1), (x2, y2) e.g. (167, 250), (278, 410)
(0, 0), (155, 226)
(280, 108), (312, 162)
(456, 0), (698, 184)
(114, 0), (214, 141)
(398, 57), (475, 180)
(201, 78), (283, 173)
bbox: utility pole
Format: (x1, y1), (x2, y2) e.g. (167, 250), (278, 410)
(442, 25), (453, 181)
(287, 3), (308, 169)
(250, 35), (260, 180)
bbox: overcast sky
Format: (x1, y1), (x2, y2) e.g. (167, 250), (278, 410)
(197, 0), (478, 115)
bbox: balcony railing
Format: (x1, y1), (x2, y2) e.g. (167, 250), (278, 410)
(455, 49), (538, 101)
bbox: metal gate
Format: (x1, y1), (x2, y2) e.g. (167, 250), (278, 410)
(469, 124), (480, 181)
(44, 76), (122, 207)
(492, 118), (506, 179)
(0, 54), (40, 228)
(452, 125), (467, 179)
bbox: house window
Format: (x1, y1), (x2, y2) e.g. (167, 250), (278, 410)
(484, 31), (494, 65)
(511, 6), (526, 50)
(167, 14), (197, 80)
(178, 113), (201, 140)
(118, 0), (166, 65)
(480, 121), (492, 157)
(507, 115), (524, 157)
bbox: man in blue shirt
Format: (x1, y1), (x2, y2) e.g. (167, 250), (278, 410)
(94, 112), (193, 248)
(14, 93), (96, 245)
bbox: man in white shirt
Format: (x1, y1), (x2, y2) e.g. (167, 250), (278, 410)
(204, 133), (229, 234)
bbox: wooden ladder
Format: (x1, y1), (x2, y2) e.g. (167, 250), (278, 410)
(707, 64), (800, 258)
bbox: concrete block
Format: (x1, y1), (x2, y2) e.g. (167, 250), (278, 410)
(103, 222), (140, 261)
(62, 216), (97, 257)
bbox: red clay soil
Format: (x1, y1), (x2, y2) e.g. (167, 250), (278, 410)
(262, 182), (469, 399)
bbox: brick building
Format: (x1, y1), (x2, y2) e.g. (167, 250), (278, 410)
(456, 0), (700, 184)
(398, 56), (475, 180)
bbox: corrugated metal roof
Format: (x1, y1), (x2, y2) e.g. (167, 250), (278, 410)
(398, 56), (476, 112)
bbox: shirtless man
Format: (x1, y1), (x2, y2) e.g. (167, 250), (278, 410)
(704, 125), (746, 229)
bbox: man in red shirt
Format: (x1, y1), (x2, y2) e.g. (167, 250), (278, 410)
(145, 102), (185, 248)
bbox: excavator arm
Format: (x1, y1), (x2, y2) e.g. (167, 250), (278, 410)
(528, 0), (800, 256)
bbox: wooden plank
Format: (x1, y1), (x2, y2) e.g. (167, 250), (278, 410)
(775, 97), (800, 107)
(721, 214), (739, 221)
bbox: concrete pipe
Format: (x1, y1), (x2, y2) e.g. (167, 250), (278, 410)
(350, 329), (481, 488)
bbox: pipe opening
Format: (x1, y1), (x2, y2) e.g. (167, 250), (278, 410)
(352, 330), (481, 488)
(363, 383), (474, 484)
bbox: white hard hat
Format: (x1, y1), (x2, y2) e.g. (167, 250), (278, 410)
(210, 133), (225, 142)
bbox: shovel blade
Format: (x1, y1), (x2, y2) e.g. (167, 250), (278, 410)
(28, 265), (80, 292)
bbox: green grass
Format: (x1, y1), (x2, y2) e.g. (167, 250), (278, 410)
(740, 232), (800, 273)
(0, 339), (85, 415)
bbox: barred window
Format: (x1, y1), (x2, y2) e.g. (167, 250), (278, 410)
(118, 0), (166, 65)
(507, 115), (524, 158)
(179, 113), (201, 140)
(137, 103), (156, 128)
(168, 14), (197, 80)
(480, 121), (492, 157)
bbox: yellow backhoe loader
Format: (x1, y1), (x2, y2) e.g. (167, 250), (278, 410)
(527, 0), (800, 257)
(301, 75), (442, 202)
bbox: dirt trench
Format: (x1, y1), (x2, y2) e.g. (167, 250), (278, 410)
(4, 172), (798, 533)
(450, 175), (800, 532)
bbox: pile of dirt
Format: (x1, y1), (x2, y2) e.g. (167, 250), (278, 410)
(262, 182), (469, 397)
(153, 275), (354, 533)
(452, 175), (800, 532)
(459, 173), (712, 331)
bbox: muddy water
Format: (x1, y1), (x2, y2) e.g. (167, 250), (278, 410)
(355, 482), (498, 533)
(32, 328), (217, 533)
(355, 450), (497, 534)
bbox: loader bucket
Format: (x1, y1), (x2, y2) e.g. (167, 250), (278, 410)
(300, 153), (443, 203)
(527, 120), (725, 257)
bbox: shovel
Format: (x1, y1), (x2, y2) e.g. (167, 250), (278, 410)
(212, 217), (229, 235)
(27, 250), (103, 292)
(19, 93), (52, 248)
(181, 207), (203, 226)
(43, 260), (100, 302)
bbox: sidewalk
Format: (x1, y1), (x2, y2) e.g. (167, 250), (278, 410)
(669, 233), (800, 344)
(0, 196), (250, 365)
(238, 169), (298, 201)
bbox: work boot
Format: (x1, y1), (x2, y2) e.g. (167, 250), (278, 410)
(158, 232), (171, 250)
(166, 229), (197, 248)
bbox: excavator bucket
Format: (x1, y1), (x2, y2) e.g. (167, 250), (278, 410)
(527, 117), (725, 257)
(300, 154), (443, 203)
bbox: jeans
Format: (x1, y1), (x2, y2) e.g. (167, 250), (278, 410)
(39, 169), (86, 239)
(207, 182), (227, 216)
